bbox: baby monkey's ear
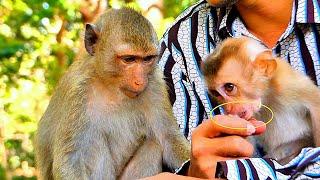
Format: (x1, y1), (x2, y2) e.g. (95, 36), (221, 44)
(253, 50), (277, 78)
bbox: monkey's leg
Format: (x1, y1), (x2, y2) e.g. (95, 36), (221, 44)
(268, 138), (313, 165)
(119, 140), (162, 180)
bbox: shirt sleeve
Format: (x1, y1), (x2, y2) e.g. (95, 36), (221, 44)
(174, 159), (191, 175)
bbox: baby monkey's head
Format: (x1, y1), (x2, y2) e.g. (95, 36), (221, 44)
(202, 37), (277, 120)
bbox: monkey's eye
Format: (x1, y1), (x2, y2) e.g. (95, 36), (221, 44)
(143, 55), (157, 63)
(121, 56), (136, 63)
(224, 83), (234, 91)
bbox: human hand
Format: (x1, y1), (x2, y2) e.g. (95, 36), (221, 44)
(188, 115), (266, 178)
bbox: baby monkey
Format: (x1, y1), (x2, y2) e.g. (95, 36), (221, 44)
(35, 8), (189, 180)
(202, 37), (320, 164)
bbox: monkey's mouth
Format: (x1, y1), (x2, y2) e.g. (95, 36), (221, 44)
(237, 109), (257, 120)
(121, 88), (142, 98)
(238, 110), (250, 120)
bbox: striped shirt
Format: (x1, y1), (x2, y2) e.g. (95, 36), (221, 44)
(215, 147), (320, 179)
(175, 147), (320, 179)
(159, 0), (320, 140)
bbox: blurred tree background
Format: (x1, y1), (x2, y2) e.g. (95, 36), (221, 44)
(0, 0), (197, 179)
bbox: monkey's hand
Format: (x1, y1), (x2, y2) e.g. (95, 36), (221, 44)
(187, 115), (266, 179)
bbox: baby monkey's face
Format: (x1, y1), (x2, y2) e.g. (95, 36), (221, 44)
(207, 58), (264, 120)
(202, 38), (277, 120)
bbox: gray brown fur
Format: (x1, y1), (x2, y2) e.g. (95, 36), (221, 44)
(35, 8), (190, 180)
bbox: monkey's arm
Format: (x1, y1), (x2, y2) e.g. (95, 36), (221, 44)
(147, 69), (190, 171)
(161, 123), (191, 171)
(52, 121), (116, 179)
(153, 102), (191, 171)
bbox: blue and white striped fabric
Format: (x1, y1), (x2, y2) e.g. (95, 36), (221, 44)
(159, 0), (320, 140)
(215, 147), (320, 180)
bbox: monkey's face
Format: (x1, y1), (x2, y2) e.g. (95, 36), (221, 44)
(84, 10), (159, 99)
(115, 44), (158, 99)
(116, 48), (158, 98)
(205, 54), (277, 120)
(205, 57), (263, 119)
(203, 37), (277, 120)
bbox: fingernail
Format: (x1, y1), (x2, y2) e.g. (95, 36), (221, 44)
(258, 101), (262, 109)
(247, 124), (256, 134)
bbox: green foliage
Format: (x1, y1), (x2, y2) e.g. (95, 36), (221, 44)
(0, 0), (197, 179)
(163, 0), (198, 18)
(0, 0), (83, 179)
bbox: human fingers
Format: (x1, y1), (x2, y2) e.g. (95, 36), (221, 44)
(248, 118), (266, 135)
(191, 135), (254, 158)
(192, 115), (256, 139)
(213, 135), (254, 157)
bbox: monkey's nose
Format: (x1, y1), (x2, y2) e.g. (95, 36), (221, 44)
(135, 81), (142, 85)
(129, 82), (145, 95)
(239, 111), (247, 119)
(133, 81), (145, 90)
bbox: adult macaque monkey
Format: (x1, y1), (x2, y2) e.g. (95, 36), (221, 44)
(202, 37), (320, 164)
(35, 8), (190, 180)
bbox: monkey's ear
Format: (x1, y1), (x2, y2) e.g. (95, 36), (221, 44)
(85, 24), (99, 56)
(253, 51), (277, 78)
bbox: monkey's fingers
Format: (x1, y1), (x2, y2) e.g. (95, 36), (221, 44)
(193, 115), (257, 139)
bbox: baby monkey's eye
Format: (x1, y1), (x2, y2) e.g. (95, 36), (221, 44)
(224, 83), (234, 91)
(224, 83), (237, 95)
